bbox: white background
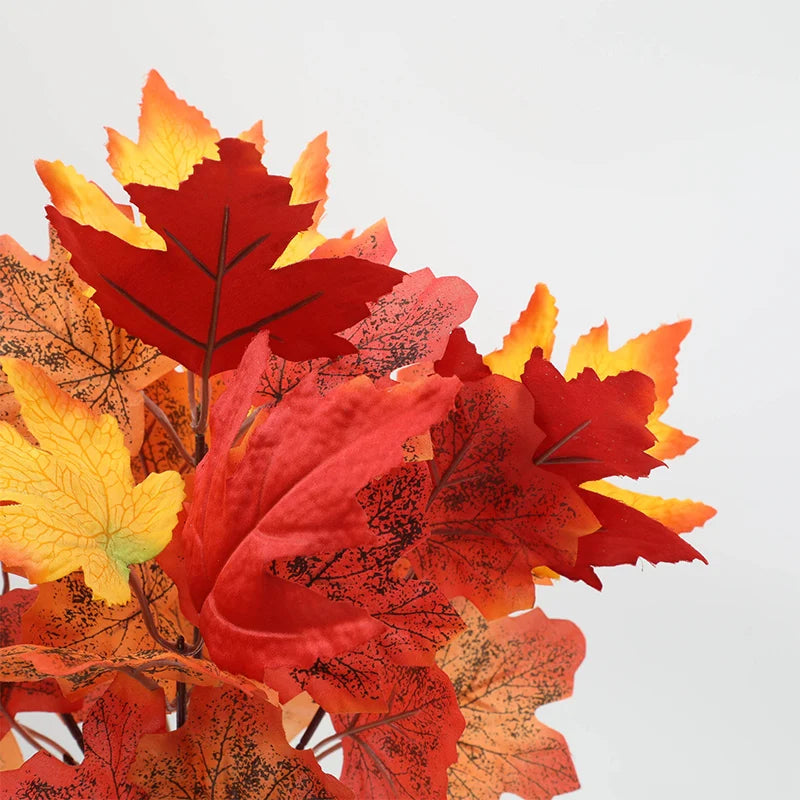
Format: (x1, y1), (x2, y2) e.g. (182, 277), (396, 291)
(1, 1), (798, 798)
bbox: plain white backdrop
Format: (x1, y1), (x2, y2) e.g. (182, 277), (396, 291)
(1, 2), (798, 798)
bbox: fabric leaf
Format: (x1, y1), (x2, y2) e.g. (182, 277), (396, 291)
(49, 138), (405, 375)
(332, 665), (464, 800)
(439, 599), (583, 800)
(565, 319), (696, 460)
(484, 283), (558, 377)
(4, 672), (166, 799)
(0, 232), (174, 451)
(184, 334), (460, 676)
(130, 685), (350, 800)
(0, 358), (184, 604)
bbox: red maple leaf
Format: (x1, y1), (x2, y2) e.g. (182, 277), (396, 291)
(48, 138), (404, 376)
(4, 672), (166, 799)
(331, 665), (464, 799)
(556, 487), (709, 588)
(262, 465), (464, 712)
(408, 376), (599, 617)
(183, 334), (460, 677)
(522, 348), (662, 484)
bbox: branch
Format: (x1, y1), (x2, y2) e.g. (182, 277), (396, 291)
(128, 571), (186, 655)
(142, 392), (196, 468)
(296, 706), (326, 750)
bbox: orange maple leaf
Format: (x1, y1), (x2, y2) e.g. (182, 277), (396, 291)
(0, 359), (184, 604)
(439, 599), (584, 799)
(0, 232), (175, 452)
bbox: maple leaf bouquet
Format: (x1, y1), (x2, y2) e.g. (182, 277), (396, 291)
(0, 71), (714, 799)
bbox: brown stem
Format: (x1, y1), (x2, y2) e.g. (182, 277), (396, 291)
(142, 392), (196, 468)
(59, 713), (84, 753)
(19, 723), (77, 764)
(311, 708), (418, 754)
(314, 741), (342, 761)
(128, 571), (185, 655)
(187, 371), (198, 428)
(296, 706), (326, 750)
(1, 564), (10, 594)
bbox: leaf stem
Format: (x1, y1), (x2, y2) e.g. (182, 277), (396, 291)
(533, 419), (592, 465)
(1, 564), (9, 594)
(296, 705), (326, 750)
(128, 571), (192, 655)
(0, 700), (77, 764)
(59, 713), (84, 753)
(311, 708), (418, 754)
(142, 393), (196, 468)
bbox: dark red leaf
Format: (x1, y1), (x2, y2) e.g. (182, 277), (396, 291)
(556, 487), (709, 588)
(48, 138), (404, 375)
(522, 348), (662, 483)
(434, 327), (491, 382)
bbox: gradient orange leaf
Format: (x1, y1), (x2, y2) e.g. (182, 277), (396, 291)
(0, 588), (79, 735)
(0, 731), (23, 771)
(274, 131), (330, 268)
(4, 672), (166, 799)
(565, 320), (696, 460)
(21, 562), (194, 702)
(130, 685), (350, 800)
(106, 69), (220, 189)
(581, 479), (716, 533)
(35, 161), (164, 250)
(484, 283), (558, 377)
(0, 232), (174, 451)
(0, 359), (184, 604)
(438, 600), (583, 800)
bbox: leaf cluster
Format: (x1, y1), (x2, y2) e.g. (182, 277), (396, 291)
(0, 72), (714, 798)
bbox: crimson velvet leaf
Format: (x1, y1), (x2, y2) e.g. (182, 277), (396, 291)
(48, 138), (404, 376)
(182, 334), (460, 678)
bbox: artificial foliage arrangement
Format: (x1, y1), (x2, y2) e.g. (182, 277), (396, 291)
(0, 71), (715, 798)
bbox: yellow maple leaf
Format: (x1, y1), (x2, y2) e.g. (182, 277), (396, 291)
(0, 359), (184, 605)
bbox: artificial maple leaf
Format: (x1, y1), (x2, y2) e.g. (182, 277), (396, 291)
(130, 685), (350, 800)
(438, 599), (583, 800)
(331, 665), (464, 800)
(0, 231), (174, 451)
(253, 268), (477, 408)
(183, 333), (460, 676)
(565, 319), (696, 460)
(0, 358), (184, 604)
(521, 348), (662, 484)
(4, 672), (166, 799)
(274, 131), (330, 267)
(434, 327), (491, 382)
(408, 376), (598, 617)
(106, 69), (265, 190)
(35, 161), (164, 250)
(310, 218), (397, 264)
(262, 465), (464, 712)
(484, 282), (558, 377)
(21, 562), (194, 702)
(0, 588), (78, 736)
(0, 643), (265, 700)
(49, 137), (405, 375)
(555, 487), (710, 588)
